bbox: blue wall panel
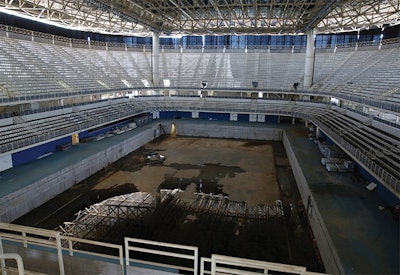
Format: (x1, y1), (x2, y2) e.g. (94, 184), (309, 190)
(199, 112), (230, 121)
(79, 130), (89, 139)
(12, 136), (72, 167)
(238, 114), (249, 122)
(159, 111), (192, 119)
(265, 115), (279, 124)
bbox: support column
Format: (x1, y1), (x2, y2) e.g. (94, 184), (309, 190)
(304, 30), (316, 89)
(152, 32), (160, 86)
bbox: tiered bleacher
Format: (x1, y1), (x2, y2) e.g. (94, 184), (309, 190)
(313, 46), (400, 111)
(0, 31), (399, 195)
(0, 101), (145, 153)
(1, 32), (399, 109)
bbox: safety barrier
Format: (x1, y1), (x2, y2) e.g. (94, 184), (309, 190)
(1, 24), (399, 52)
(210, 254), (308, 275)
(125, 237), (198, 274)
(0, 222), (65, 274)
(61, 236), (124, 275)
(314, 120), (400, 196)
(0, 253), (25, 275)
(0, 222), (124, 275)
(0, 222), (325, 275)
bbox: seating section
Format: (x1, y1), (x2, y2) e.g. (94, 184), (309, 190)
(313, 47), (400, 105)
(0, 34), (399, 191)
(0, 96), (398, 194)
(313, 110), (400, 189)
(159, 51), (306, 89)
(0, 38), (152, 99)
(0, 101), (145, 153)
(1, 35), (399, 107)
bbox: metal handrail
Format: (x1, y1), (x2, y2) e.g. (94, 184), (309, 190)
(125, 237), (198, 274)
(1, 24), (399, 51)
(0, 253), (25, 275)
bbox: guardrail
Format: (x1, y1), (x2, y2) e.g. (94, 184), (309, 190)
(124, 237), (198, 274)
(1, 24), (399, 52)
(0, 222), (124, 275)
(61, 235), (124, 275)
(1, 85), (398, 115)
(0, 222), (65, 274)
(0, 253), (25, 275)
(207, 254), (323, 275)
(313, 119), (400, 196)
(0, 222), (326, 275)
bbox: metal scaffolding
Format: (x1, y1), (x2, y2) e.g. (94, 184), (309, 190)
(1, 1), (399, 35)
(59, 192), (157, 240)
(59, 191), (284, 241)
(187, 193), (284, 219)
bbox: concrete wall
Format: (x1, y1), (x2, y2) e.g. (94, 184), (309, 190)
(161, 121), (282, 140)
(282, 131), (344, 274)
(0, 124), (162, 223)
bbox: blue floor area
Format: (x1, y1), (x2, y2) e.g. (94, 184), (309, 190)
(0, 120), (398, 274)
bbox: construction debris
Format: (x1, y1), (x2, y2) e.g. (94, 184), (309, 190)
(59, 192), (156, 239)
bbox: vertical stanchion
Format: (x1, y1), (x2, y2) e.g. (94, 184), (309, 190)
(124, 238), (130, 269)
(0, 236), (6, 275)
(55, 233), (65, 275)
(194, 247), (198, 275)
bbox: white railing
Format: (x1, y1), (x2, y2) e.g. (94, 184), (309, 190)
(1, 24), (399, 52)
(61, 235), (124, 275)
(0, 222), (326, 275)
(0, 222), (124, 275)
(207, 254), (322, 275)
(313, 120), (400, 196)
(0, 222), (65, 275)
(0, 253), (25, 275)
(125, 237), (198, 274)
(200, 257), (212, 275)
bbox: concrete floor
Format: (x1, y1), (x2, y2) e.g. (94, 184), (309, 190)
(284, 125), (400, 275)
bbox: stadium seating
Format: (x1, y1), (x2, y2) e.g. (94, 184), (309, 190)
(313, 47), (400, 106)
(0, 34), (399, 193)
(0, 101), (146, 153)
(1, 34), (399, 107)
